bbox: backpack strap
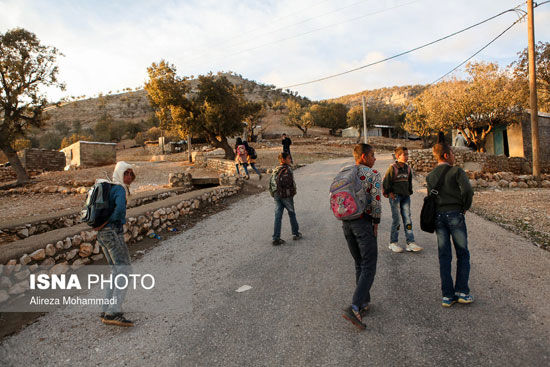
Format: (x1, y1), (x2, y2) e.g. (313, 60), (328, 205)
(431, 165), (451, 195)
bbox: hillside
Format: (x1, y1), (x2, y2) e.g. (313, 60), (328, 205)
(42, 72), (295, 131)
(327, 85), (426, 107)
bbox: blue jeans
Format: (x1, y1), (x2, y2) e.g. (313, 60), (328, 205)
(435, 211), (470, 298)
(272, 195), (299, 240)
(235, 163), (249, 176)
(249, 163), (261, 176)
(389, 195), (415, 244)
(97, 225), (132, 315)
(342, 216), (378, 308)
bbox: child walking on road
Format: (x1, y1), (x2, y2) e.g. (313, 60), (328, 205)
(94, 161), (136, 327)
(426, 142), (474, 307)
(269, 152), (302, 246)
(340, 144), (382, 330)
(383, 146), (422, 253)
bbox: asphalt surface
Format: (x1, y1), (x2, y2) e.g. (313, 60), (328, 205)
(1, 154), (549, 366)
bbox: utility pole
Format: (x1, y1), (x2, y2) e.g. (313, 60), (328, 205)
(362, 95), (368, 144)
(187, 133), (192, 162)
(527, 0), (540, 178)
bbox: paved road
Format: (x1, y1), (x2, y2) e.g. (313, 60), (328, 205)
(1, 154), (549, 366)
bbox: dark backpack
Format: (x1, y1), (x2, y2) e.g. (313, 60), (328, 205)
(246, 146), (257, 160)
(420, 165), (451, 233)
(276, 165), (296, 198)
(81, 181), (114, 228)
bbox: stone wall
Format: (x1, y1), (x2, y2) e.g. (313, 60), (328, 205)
(206, 158), (237, 175)
(0, 190), (185, 244)
(168, 172), (193, 189)
(61, 141), (117, 168)
(521, 112), (550, 163)
(17, 149), (65, 172)
(409, 148), (538, 174)
(0, 186), (240, 304)
(0, 167), (41, 182)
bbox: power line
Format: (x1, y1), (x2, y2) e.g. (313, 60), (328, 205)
(329, 7), (527, 106)
(216, 0), (374, 52)
(279, 6), (526, 89)
(182, 0), (336, 63)
(431, 13), (526, 84)
(185, 0), (421, 69)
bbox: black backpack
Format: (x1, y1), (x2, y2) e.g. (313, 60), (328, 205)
(276, 165), (296, 198)
(246, 146), (257, 160)
(81, 181), (114, 228)
(420, 165), (451, 233)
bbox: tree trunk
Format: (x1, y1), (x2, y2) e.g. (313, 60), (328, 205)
(1, 145), (30, 184)
(219, 137), (235, 160)
(207, 134), (235, 160)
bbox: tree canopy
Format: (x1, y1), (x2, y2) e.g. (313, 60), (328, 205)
(145, 62), (250, 159)
(403, 62), (523, 151)
(511, 41), (550, 112)
(284, 98), (312, 136)
(0, 28), (64, 183)
(308, 102), (348, 135)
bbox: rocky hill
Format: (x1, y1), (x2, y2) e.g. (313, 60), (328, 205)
(42, 72), (292, 130)
(327, 85), (426, 107)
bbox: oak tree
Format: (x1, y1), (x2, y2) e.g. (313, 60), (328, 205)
(0, 28), (64, 183)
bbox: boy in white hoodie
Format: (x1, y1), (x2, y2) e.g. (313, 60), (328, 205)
(95, 161), (135, 327)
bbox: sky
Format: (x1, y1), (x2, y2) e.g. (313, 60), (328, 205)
(1, 0), (549, 102)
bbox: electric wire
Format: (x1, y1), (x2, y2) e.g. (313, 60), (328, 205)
(185, 0), (420, 69)
(279, 6), (526, 89)
(182, 0), (335, 61)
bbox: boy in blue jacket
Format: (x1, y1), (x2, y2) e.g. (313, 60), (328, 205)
(95, 161), (135, 327)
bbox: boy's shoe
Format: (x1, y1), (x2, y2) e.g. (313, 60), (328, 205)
(342, 306), (366, 330)
(441, 296), (457, 308)
(100, 312), (105, 320)
(359, 304), (369, 318)
(455, 292), (474, 304)
(292, 232), (302, 240)
(272, 239), (285, 246)
(388, 243), (404, 253)
(406, 242), (423, 252)
(101, 313), (134, 327)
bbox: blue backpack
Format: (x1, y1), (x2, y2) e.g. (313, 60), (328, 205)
(81, 181), (114, 227)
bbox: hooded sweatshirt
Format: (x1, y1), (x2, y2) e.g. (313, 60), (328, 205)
(106, 161), (134, 227)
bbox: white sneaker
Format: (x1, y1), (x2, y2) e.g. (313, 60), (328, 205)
(388, 243), (403, 253)
(406, 242), (423, 252)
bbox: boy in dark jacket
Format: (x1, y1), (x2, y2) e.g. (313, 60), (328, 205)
(269, 152), (301, 245)
(383, 146), (422, 253)
(426, 143), (474, 307)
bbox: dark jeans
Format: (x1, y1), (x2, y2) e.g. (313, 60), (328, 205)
(272, 195), (299, 240)
(97, 225), (132, 315)
(435, 211), (470, 298)
(342, 216), (378, 307)
(389, 195), (415, 244)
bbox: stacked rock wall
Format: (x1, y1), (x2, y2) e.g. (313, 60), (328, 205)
(409, 148), (541, 174)
(0, 186), (240, 304)
(17, 149), (65, 172)
(206, 158), (237, 175)
(0, 190), (189, 244)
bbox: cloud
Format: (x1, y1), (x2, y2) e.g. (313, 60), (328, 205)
(1, 0), (549, 101)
